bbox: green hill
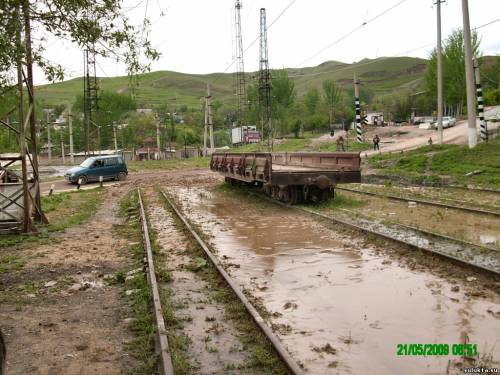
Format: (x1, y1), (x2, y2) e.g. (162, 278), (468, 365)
(36, 56), (428, 108)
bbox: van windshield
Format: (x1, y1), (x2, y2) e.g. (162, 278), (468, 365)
(80, 158), (95, 168)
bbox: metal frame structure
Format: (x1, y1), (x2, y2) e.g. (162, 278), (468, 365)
(83, 49), (100, 155)
(258, 8), (273, 151)
(234, 0), (247, 141)
(0, 4), (47, 233)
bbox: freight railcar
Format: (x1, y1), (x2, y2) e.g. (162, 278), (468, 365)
(210, 152), (361, 204)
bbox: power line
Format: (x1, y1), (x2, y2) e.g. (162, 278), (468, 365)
(289, 15), (500, 80)
(296, 0), (411, 68)
(121, 0), (147, 14)
(220, 0), (298, 75)
(473, 17), (500, 30)
(289, 43), (433, 79)
(140, 0), (150, 43)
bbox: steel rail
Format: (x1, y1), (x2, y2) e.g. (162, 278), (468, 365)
(337, 207), (498, 253)
(158, 189), (304, 375)
(137, 189), (175, 375)
(252, 193), (500, 278)
(336, 186), (500, 218)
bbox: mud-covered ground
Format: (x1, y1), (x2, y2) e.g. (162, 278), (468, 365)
(160, 174), (500, 375)
(0, 182), (139, 374)
(2, 168), (499, 375)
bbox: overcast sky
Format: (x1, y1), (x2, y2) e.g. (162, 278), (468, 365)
(34, 0), (500, 84)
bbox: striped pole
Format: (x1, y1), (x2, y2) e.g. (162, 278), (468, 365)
(474, 60), (487, 142)
(354, 77), (363, 143)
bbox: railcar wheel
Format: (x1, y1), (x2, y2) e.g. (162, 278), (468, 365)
(279, 187), (290, 203)
(320, 188), (333, 202)
(289, 186), (298, 205)
(264, 184), (272, 196)
(271, 185), (280, 200)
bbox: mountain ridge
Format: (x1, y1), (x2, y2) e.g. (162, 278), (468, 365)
(36, 56), (429, 108)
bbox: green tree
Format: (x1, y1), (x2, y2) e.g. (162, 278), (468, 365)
(481, 57), (500, 91)
(304, 87), (320, 116)
(322, 80), (343, 126)
(272, 69), (296, 136)
(0, 0), (159, 87)
(426, 28), (480, 116)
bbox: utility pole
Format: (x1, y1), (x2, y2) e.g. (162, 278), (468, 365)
(97, 124), (101, 154)
(113, 122), (118, 152)
(461, 0), (477, 148)
(46, 110), (52, 162)
(259, 7), (273, 151)
(203, 95), (208, 155)
(68, 106), (74, 164)
(60, 131), (65, 164)
(474, 59), (488, 142)
(207, 84), (214, 151)
(354, 76), (363, 143)
(436, 0), (445, 144)
(156, 118), (161, 159)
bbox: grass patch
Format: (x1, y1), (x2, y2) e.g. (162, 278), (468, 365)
(319, 140), (371, 153)
(0, 188), (104, 249)
(229, 137), (312, 153)
(368, 139), (500, 188)
(0, 254), (25, 274)
(128, 157), (209, 172)
(318, 192), (367, 211)
(116, 190), (158, 375)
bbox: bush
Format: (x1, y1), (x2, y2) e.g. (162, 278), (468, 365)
(484, 88), (500, 106)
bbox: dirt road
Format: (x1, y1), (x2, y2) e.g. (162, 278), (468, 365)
(0, 183), (140, 374)
(364, 117), (500, 156)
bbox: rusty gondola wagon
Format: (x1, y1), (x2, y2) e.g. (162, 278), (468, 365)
(210, 152), (361, 204)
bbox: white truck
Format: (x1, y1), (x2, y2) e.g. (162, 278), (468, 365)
(231, 126), (261, 145)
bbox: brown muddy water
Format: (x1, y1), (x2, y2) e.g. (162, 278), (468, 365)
(167, 185), (500, 375)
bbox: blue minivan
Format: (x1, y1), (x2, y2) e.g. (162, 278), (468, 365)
(65, 155), (128, 184)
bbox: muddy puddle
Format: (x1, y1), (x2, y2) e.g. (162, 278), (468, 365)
(168, 185), (500, 375)
(338, 189), (500, 250)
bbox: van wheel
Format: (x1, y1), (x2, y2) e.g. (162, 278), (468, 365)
(118, 172), (127, 181)
(78, 175), (88, 185)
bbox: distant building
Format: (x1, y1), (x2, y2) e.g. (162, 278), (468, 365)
(365, 111), (384, 126)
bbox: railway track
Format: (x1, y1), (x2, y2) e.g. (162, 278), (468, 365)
(136, 187), (303, 375)
(251, 192), (500, 277)
(336, 186), (500, 218)
(137, 189), (175, 375)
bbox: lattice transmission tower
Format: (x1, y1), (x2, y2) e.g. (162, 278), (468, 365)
(83, 49), (99, 155)
(258, 8), (272, 150)
(234, 0), (247, 139)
